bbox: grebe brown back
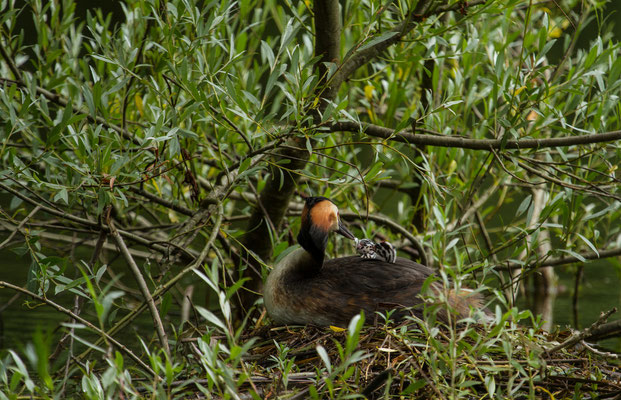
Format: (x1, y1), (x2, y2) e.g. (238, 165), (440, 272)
(263, 196), (484, 326)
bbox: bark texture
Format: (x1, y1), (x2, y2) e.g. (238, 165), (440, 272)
(239, 1), (342, 312)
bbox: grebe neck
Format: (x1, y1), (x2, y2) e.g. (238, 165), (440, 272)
(271, 247), (318, 283)
(296, 228), (327, 267)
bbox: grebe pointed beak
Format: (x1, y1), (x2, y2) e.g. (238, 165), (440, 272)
(336, 219), (355, 240)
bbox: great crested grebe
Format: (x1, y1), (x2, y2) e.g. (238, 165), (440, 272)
(263, 196), (484, 326)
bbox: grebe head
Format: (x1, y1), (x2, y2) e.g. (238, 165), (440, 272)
(297, 196), (355, 264)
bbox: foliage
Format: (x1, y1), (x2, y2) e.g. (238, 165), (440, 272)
(0, 0), (620, 397)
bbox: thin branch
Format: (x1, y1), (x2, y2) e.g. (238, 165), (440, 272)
(129, 187), (193, 216)
(0, 77), (141, 146)
(521, 153), (621, 185)
(446, 171), (499, 232)
(0, 205), (40, 249)
(330, 121), (621, 150)
(57, 294), (81, 398)
(306, 148), (370, 218)
(0, 280), (157, 376)
(516, 159), (621, 201)
(475, 211), (497, 262)
(547, 308), (617, 354)
(270, 146), (367, 184)
(326, 0), (488, 97)
(6, 176), (67, 212)
(579, 340), (619, 359)
(499, 246), (621, 271)
(519, 155), (618, 195)
(77, 204), (224, 363)
(550, 3), (585, 81)
(121, 16), (152, 133)
(209, 105), (254, 150)
(109, 216), (170, 356)
(0, 39), (22, 81)
(0, 181), (185, 258)
(220, 133), (291, 175)
(247, 183), (277, 235)
(56, 231), (106, 396)
(490, 148), (544, 186)
(0, 223), (153, 259)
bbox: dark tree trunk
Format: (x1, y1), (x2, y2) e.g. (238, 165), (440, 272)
(238, 1), (341, 315)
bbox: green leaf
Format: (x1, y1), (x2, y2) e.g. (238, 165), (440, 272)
(279, 18), (297, 53)
(196, 306), (227, 332)
(432, 205), (445, 230)
(305, 136), (313, 155)
(557, 249), (586, 262)
(238, 157), (252, 174)
(516, 194), (532, 218)
(346, 313), (364, 355)
(365, 161), (384, 181)
(53, 188), (69, 205)
(316, 345), (332, 374)
(261, 40), (275, 67)
(47, 100), (75, 146)
(577, 233), (598, 256)
(403, 379), (427, 394)
(160, 291), (173, 317)
(357, 30), (400, 53)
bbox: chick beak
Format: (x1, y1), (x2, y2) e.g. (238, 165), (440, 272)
(336, 219), (355, 240)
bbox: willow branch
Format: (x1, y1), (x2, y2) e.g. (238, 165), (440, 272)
(547, 308), (617, 354)
(121, 16), (152, 133)
(0, 280), (157, 376)
(209, 105), (253, 150)
(0, 205), (40, 249)
(77, 204), (224, 362)
(330, 121), (621, 150)
(327, 0), (487, 96)
(0, 40), (22, 81)
(129, 187), (193, 216)
(446, 178), (499, 232)
(0, 222), (153, 259)
(0, 77), (141, 146)
(162, 203), (224, 294)
(109, 218), (170, 356)
(0, 181), (184, 257)
(516, 158), (621, 201)
(499, 247), (621, 271)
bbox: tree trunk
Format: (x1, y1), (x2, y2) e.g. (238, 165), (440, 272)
(513, 186), (557, 330)
(238, 1), (341, 315)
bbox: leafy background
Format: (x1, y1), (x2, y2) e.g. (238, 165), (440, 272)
(1, 0), (620, 397)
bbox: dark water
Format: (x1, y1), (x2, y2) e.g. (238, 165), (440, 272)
(0, 246), (180, 353)
(554, 260), (621, 350)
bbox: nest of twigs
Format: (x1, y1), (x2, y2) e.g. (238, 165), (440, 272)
(224, 317), (621, 399)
